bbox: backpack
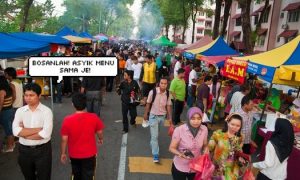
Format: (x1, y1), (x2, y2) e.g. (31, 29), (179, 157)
(150, 88), (170, 111)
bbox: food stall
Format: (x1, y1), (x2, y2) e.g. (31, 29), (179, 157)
(230, 34), (300, 179)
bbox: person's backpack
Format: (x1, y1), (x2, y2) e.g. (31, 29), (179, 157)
(150, 88), (170, 111)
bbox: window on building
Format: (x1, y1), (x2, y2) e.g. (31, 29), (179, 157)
(254, 16), (259, 25)
(199, 11), (205, 16)
(288, 10), (300, 22)
(236, 17), (242, 26)
(205, 22), (212, 28)
(277, 36), (281, 42)
(234, 34), (241, 41)
(280, 12), (284, 18)
(197, 29), (204, 34)
(261, 7), (270, 23)
(196, 37), (201, 41)
(198, 20), (204, 25)
(257, 35), (266, 46)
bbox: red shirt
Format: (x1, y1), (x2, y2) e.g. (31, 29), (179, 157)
(61, 112), (104, 158)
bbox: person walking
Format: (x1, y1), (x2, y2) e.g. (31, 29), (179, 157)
(170, 68), (186, 126)
(80, 77), (106, 117)
(140, 54), (156, 105)
(187, 64), (200, 108)
(230, 84), (251, 114)
(143, 77), (172, 163)
(12, 83), (53, 180)
(118, 70), (140, 133)
(169, 107), (208, 180)
(60, 93), (105, 180)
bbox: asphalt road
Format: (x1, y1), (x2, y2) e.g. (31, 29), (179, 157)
(0, 91), (188, 180)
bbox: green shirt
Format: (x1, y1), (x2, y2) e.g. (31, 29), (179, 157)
(169, 77), (186, 101)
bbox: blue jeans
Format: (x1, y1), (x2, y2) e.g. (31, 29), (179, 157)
(187, 86), (196, 108)
(149, 114), (166, 155)
(0, 108), (14, 136)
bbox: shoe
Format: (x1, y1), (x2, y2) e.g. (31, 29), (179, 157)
(2, 144), (15, 153)
(153, 154), (159, 163)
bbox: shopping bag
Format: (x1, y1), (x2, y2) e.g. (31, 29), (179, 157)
(189, 155), (206, 172)
(168, 125), (175, 137)
(194, 172), (202, 180)
(243, 168), (255, 180)
(201, 155), (215, 180)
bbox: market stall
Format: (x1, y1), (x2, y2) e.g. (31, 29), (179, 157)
(226, 35), (300, 180)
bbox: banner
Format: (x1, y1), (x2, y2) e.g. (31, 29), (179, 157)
(221, 59), (248, 83)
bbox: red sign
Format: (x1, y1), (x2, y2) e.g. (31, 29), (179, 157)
(221, 59), (248, 83)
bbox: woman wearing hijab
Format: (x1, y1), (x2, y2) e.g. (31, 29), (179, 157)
(169, 107), (208, 180)
(253, 118), (294, 180)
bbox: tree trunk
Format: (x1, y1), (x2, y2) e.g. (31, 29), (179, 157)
(19, 0), (34, 32)
(239, 0), (253, 54)
(181, 0), (187, 43)
(191, 6), (197, 43)
(213, 0), (222, 39)
(173, 24), (177, 40)
(221, 0), (232, 36)
(165, 25), (169, 38)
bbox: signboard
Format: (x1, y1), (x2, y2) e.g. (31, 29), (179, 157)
(221, 59), (248, 83)
(247, 62), (276, 83)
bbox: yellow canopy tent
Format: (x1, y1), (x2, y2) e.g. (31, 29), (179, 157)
(232, 35), (300, 86)
(63, 35), (91, 44)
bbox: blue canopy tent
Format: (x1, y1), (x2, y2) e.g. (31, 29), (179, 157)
(10, 32), (71, 45)
(0, 33), (50, 58)
(185, 36), (238, 59)
(56, 26), (78, 36)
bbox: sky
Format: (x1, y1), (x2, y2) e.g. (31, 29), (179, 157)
(35, 0), (66, 16)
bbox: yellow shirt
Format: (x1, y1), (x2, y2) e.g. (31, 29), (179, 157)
(143, 62), (156, 84)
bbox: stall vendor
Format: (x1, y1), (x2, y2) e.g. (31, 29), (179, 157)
(265, 88), (281, 112)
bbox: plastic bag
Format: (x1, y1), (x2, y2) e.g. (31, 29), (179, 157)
(191, 154), (215, 180)
(190, 155), (206, 172)
(201, 155), (215, 180)
(168, 125), (175, 137)
(243, 168), (255, 180)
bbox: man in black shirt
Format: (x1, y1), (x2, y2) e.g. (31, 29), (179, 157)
(118, 70), (140, 133)
(80, 77), (105, 117)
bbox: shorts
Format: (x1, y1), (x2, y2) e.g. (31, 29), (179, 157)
(142, 82), (156, 97)
(0, 108), (14, 136)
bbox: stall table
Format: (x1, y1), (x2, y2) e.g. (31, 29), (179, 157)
(258, 128), (300, 180)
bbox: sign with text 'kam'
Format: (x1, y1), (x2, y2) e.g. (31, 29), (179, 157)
(29, 57), (118, 82)
(221, 59), (248, 83)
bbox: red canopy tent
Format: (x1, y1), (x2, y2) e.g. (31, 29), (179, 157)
(175, 35), (213, 53)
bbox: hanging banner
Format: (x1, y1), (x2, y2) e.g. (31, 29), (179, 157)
(221, 59), (248, 83)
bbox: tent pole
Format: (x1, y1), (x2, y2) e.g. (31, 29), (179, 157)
(297, 86), (300, 98)
(50, 77), (54, 111)
(260, 83), (273, 121)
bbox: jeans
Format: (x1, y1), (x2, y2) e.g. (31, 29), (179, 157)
(172, 100), (184, 125)
(53, 83), (62, 103)
(70, 156), (96, 180)
(86, 91), (101, 117)
(18, 141), (52, 180)
(0, 108), (14, 136)
(149, 114), (166, 155)
(122, 103), (137, 132)
(187, 85), (196, 108)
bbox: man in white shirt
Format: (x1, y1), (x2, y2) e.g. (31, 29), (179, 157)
(173, 56), (183, 78)
(230, 84), (250, 113)
(13, 83), (53, 180)
(125, 53), (133, 71)
(137, 52), (144, 63)
(131, 55), (142, 89)
(187, 64), (200, 108)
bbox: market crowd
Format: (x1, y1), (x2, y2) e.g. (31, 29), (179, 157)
(0, 41), (299, 180)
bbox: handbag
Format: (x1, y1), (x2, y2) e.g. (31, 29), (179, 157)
(168, 125), (175, 137)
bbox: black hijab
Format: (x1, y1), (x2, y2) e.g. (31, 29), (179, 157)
(270, 118), (294, 163)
